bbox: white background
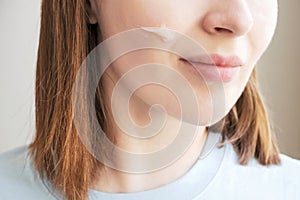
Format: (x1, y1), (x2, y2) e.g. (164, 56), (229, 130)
(0, 0), (299, 159)
(0, 0), (40, 153)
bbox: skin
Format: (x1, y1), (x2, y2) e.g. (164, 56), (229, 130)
(87, 0), (278, 193)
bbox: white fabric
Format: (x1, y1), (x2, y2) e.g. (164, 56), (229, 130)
(0, 133), (299, 200)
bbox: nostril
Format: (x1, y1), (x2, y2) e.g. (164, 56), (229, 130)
(214, 27), (233, 34)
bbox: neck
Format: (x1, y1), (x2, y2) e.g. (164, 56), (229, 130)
(91, 123), (208, 193)
(91, 74), (208, 193)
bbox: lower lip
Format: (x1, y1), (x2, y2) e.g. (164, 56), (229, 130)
(181, 60), (241, 83)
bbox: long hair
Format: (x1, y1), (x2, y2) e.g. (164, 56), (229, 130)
(29, 0), (280, 199)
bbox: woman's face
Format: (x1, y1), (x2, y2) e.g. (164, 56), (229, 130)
(90, 0), (278, 126)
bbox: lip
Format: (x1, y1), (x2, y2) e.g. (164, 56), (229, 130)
(181, 54), (244, 68)
(180, 54), (244, 82)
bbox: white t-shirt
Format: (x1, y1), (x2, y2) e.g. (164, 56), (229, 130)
(0, 132), (299, 200)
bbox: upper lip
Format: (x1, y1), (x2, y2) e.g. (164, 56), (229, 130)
(180, 54), (244, 68)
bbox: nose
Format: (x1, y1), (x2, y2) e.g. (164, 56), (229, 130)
(202, 0), (254, 37)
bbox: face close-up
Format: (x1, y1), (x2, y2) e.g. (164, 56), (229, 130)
(88, 0), (278, 126)
(3, 1), (300, 200)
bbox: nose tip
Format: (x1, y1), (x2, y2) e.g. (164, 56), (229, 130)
(202, 3), (254, 37)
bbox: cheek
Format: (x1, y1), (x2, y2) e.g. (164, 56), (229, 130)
(223, 2), (278, 113)
(97, 0), (192, 40)
(249, 1), (278, 61)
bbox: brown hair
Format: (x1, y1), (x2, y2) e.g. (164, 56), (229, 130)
(29, 0), (280, 199)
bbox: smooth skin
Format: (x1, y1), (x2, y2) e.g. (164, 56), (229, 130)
(86, 0), (278, 193)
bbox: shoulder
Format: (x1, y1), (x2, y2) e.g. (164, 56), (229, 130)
(0, 146), (29, 183)
(0, 146), (54, 200)
(246, 153), (300, 181)
(227, 144), (300, 180)
(225, 142), (300, 172)
(279, 153), (300, 168)
(224, 144), (300, 199)
(277, 154), (300, 184)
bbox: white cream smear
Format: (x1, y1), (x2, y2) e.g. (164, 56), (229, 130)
(140, 25), (216, 89)
(140, 24), (177, 42)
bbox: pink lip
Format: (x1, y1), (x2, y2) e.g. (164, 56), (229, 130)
(180, 54), (244, 82)
(182, 54), (244, 68)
